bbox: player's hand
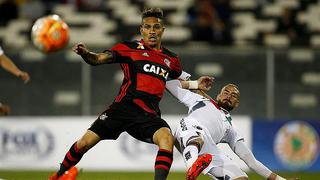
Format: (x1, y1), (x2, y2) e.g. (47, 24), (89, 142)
(17, 71), (30, 84)
(73, 42), (89, 56)
(0, 103), (10, 116)
(268, 173), (300, 180)
(198, 76), (214, 91)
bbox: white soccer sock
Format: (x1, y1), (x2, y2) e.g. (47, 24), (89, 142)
(183, 145), (199, 169)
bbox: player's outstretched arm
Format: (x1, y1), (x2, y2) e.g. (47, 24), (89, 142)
(0, 54), (30, 84)
(166, 80), (205, 107)
(166, 80), (190, 101)
(178, 76), (214, 99)
(179, 76), (214, 91)
(233, 141), (300, 180)
(267, 173), (300, 180)
(73, 42), (114, 65)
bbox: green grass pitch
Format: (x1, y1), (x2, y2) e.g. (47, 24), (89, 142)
(0, 171), (319, 180)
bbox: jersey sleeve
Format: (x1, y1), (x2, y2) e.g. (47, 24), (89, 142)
(224, 127), (244, 151)
(104, 43), (132, 64)
(234, 141), (272, 178)
(166, 80), (205, 108)
(178, 71), (191, 80)
(169, 57), (182, 79)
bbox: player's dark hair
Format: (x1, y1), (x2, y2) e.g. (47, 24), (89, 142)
(142, 8), (164, 20)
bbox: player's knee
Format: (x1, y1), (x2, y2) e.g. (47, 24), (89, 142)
(159, 132), (174, 146)
(154, 128), (174, 150)
(186, 137), (204, 151)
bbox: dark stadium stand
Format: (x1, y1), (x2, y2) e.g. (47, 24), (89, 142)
(1, 0), (320, 47)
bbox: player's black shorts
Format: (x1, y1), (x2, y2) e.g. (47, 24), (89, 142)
(89, 100), (170, 144)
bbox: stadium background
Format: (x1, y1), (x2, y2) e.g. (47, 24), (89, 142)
(0, 0), (319, 179)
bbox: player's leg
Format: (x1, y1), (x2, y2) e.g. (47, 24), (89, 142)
(126, 116), (174, 180)
(153, 126), (174, 151)
(61, 130), (101, 171)
(175, 118), (205, 168)
(186, 153), (212, 180)
(206, 160), (248, 180)
(153, 127), (175, 180)
(50, 130), (101, 179)
(202, 141), (248, 180)
(50, 106), (122, 180)
(182, 133), (213, 180)
(184, 135), (204, 168)
(184, 136), (213, 180)
(175, 117), (212, 180)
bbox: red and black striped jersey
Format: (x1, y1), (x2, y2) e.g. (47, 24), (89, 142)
(107, 40), (182, 115)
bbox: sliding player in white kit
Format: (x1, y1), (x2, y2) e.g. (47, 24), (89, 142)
(166, 80), (299, 180)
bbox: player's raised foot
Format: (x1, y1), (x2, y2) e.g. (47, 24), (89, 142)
(49, 166), (79, 180)
(48, 172), (59, 180)
(59, 166), (79, 180)
(186, 153), (213, 180)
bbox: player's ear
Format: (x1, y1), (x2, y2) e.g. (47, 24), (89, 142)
(216, 93), (221, 101)
(161, 24), (165, 32)
(234, 100), (239, 108)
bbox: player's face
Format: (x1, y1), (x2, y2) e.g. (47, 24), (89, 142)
(217, 85), (240, 111)
(140, 17), (165, 49)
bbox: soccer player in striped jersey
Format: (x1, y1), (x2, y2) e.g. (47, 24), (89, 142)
(49, 8), (213, 180)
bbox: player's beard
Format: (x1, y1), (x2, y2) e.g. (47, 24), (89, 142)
(218, 99), (234, 111)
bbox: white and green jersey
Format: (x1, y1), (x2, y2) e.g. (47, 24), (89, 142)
(184, 99), (242, 147)
(166, 80), (242, 147)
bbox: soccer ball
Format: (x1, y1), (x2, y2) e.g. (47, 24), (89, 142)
(31, 14), (69, 53)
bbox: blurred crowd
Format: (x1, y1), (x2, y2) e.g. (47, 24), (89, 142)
(0, 0), (106, 25)
(186, 0), (309, 46)
(187, 0), (232, 45)
(0, 0), (314, 46)
(274, 7), (308, 46)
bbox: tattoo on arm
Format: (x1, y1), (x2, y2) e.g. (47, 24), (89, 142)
(81, 50), (114, 66)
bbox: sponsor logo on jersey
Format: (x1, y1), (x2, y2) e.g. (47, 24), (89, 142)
(142, 52), (149, 57)
(164, 58), (171, 68)
(143, 64), (169, 79)
(137, 43), (145, 49)
(99, 113), (108, 120)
